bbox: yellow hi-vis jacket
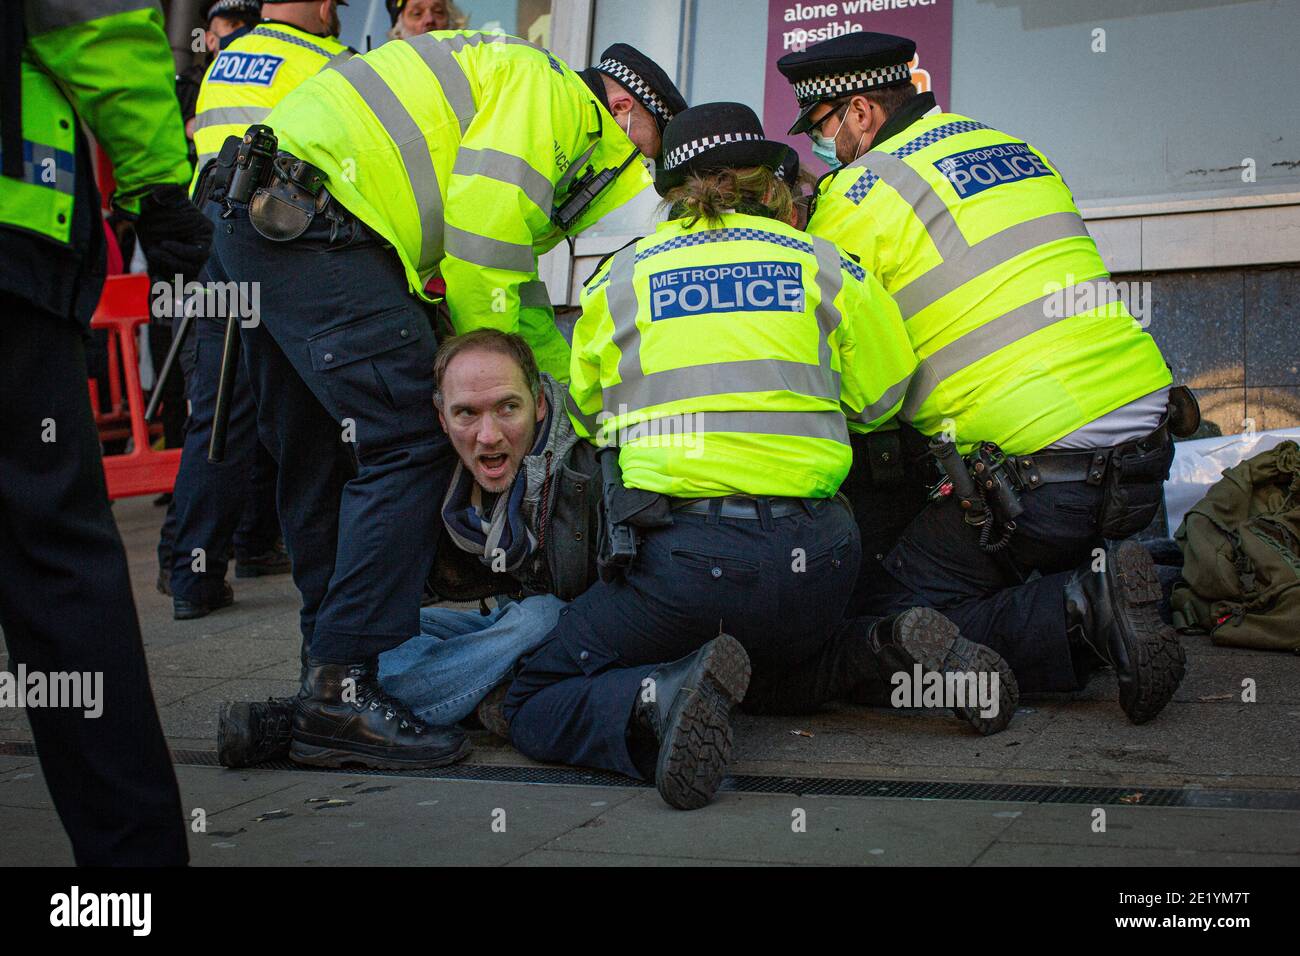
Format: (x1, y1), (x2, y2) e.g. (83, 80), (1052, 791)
(266, 30), (652, 380)
(567, 213), (918, 499)
(190, 22), (350, 191)
(809, 112), (1171, 455)
(2, 0), (191, 245)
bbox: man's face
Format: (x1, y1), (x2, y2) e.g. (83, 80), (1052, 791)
(437, 350), (546, 494)
(400, 0), (448, 36)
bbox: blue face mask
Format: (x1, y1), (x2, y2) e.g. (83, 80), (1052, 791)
(811, 133), (840, 170)
(809, 103), (849, 170)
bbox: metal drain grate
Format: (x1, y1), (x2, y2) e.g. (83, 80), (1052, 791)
(5, 740), (1298, 810)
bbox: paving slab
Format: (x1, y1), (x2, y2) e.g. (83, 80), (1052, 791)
(184, 770), (644, 866)
(542, 790), (1020, 866)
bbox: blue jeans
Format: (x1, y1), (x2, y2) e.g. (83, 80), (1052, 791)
(378, 595), (566, 727)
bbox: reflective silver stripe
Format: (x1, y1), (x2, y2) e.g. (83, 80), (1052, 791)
(29, 0), (155, 34)
(334, 55), (444, 270)
(606, 245), (643, 387)
(443, 224), (534, 273)
(565, 393), (600, 435)
(519, 279), (551, 309)
(191, 106), (271, 132)
(605, 359), (840, 416)
(852, 373), (911, 424)
(621, 410), (849, 445)
(323, 50), (354, 70)
(809, 235), (845, 370)
(406, 34), (476, 133)
(901, 279), (1110, 419)
(892, 211), (1091, 319)
(453, 147), (554, 215)
(854, 151), (965, 260)
(195, 151), (219, 169)
(438, 32), (536, 54)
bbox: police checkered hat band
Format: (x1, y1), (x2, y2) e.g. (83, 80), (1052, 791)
(662, 132), (765, 172)
(793, 62), (911, 106)
(598, 58), (673, 123)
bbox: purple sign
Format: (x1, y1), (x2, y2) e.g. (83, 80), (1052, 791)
(762, 0), (954, 174)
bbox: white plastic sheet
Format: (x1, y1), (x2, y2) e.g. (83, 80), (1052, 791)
(1165, 429), (1300, 533)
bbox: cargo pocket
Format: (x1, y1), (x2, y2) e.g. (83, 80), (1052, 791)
(307, 306), (434, 412)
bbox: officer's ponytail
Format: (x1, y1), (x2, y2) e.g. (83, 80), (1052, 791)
(662, 167), (794, 229)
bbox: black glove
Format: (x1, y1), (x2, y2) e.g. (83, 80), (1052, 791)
(132, 184), (213, 280)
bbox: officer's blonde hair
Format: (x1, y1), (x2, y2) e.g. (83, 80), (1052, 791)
(662, 166), (794, 229)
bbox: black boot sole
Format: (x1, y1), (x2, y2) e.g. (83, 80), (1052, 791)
(655, 634), (752, 811)
(289, 735), (472, 771)
(1110, 540), (1187, 724)
(234, 562), (292, 579)
(217, 700), (293, 768)
(891, 607), (1020, 736)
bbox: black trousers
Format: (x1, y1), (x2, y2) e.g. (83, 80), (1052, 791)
(870, 479), (1112, 692)
(503, 497), (862, 780)
(211, 202), (453, 662)
(162, 311), (282, 603)
(0, 295), (187, 865)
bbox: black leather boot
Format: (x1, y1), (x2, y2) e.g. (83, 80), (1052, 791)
(292, 660), (470, 769)
(632, 634), (752, 811)
(235, 542), (292, 578)
(173, 580), (234, 620)
(868, 607), (1019, 735)
(217, 697), (296, 767)
(1064, 539), (1187, 724)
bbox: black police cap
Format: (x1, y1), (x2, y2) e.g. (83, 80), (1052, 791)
(593, 43), (688, 135)
(777, 32), (915, 134)
(654, 102), (789, 196)
(203, 0), (262, 23)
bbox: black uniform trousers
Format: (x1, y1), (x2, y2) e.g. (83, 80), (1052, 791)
(503, 497), (861, 780)
(162, 305), (282, 604)
(0, 295), (187, 864)
(870, 478), (1111, 693)
(209, 202), (453, 662)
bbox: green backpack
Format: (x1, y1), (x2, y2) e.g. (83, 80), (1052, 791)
(1171, 440), (1300, 651)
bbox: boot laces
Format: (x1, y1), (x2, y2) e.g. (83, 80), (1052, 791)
(346, 669), (425, 734)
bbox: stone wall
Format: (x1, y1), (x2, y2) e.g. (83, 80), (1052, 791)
(1115, 264), (1300, 438)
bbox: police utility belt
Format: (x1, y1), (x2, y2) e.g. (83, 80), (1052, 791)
(927, 385), (1198, 552)
(197, 125), (354, 242)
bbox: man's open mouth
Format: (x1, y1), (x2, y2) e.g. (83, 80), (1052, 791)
(478, 453), (509, 480)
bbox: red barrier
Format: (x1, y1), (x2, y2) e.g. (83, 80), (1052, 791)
(91, 273), (181, 499)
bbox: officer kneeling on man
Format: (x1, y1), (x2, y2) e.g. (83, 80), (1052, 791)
(201, 35), (684, 770)
(778, 33), (1193, 723)
(501, 103), (1017, 811)
(219, 324), (1017, 768)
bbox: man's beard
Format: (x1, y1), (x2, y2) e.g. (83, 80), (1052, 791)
(328, 5), (341, 36)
